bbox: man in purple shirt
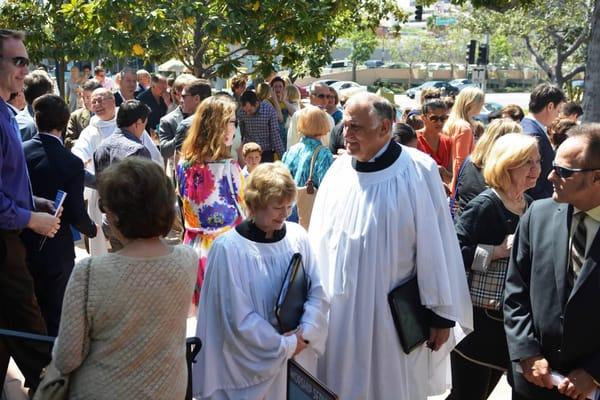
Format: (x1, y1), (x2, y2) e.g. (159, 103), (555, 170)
(0, 29), (60, 394)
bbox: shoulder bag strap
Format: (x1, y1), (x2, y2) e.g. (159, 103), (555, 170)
(307, 145), (324, 183)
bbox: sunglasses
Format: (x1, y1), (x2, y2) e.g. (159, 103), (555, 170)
(1, 56), (29, 67)
(313, 93), (332, 99)
(427, 115), (449, 123)
(229, 119), (238, 128)
(552, 161), (600, 179)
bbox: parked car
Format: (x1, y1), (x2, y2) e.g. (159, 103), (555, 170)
(473, 102), (503, 124)
(330, 59), (352, 69)
(449, 79), (477, 92)
(295, 84), (309, 99)
(329, 80), (368, 99)
(314, 79), (339, 87)
(405, 81), (459, 99)
(364, 59), (384, 69)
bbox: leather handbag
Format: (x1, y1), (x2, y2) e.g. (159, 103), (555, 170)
(275, 253), (309, 334)
(296, 145), (323, 230)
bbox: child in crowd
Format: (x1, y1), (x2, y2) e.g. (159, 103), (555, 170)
(241, 142), (262, 177)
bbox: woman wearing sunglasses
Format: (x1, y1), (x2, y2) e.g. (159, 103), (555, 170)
(176, 96), (245, 307)
(417, 99), (452, 186)
(447, 133), (541, 400)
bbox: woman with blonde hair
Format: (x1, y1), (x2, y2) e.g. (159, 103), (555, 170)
(282, 106), (334, 225)
(444, 86), (485, 193)
(192, 162), (328, 400)
(448, 134), (540, 400)
(453, 118), (522, 217)
(176, 96), (245, 305)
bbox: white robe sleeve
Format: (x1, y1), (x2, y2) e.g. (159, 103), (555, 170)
(71, 126), (95, 165)
(297, 228), (330, 355)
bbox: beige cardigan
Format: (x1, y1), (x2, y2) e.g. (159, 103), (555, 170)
(52, 245), (197, 399)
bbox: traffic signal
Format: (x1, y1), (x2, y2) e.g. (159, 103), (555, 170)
(477, 43), (489, 65)
(415, 6), (423, 21)
(466, 40), (476, 65)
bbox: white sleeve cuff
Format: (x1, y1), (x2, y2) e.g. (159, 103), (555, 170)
(283, 334), (298, 359)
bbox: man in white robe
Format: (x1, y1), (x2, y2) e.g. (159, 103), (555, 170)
(309, 92), (473, 400)
(72, 88), (163, 256)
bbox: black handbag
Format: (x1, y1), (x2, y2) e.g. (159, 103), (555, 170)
(275, 253), (309, 334)
(388, 275), (431, 354)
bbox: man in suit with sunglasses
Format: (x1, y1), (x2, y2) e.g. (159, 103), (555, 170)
(504, 124), (600, 400)
(0, 29), (57, 394)
(287, 82), (334, 150)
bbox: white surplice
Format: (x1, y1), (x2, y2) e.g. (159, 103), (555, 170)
(309, 144), (473, 400)
(192, 222), (329, 400)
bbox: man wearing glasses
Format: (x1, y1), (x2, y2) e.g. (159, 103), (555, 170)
(0, 29), (58, 395)
(505, 124), (600, 400)
(287, 82), (334, 150)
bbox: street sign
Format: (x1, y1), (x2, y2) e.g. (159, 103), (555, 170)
(435, 17), (457, 26)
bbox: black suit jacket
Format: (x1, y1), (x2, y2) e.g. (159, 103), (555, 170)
(21, 134), (96, 267)
(521, 117), (555, 200)
(504, 198), (600, 399)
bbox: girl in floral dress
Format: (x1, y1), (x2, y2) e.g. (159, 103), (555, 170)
(177, 95), (245, 305)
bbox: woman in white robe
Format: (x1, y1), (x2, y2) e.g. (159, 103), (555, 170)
(192, 162), (329, 399)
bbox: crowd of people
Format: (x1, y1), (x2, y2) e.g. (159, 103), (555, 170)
(1, 28), (600, 400)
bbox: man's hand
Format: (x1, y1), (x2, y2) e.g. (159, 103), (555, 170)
(520, 356), (554, 389)
(558, 369), (597, 400)
(284, 328), (308, 356)
(27, 212), (61, 237)
(427, 327), (450, 351)
(438, 166), (452, 185)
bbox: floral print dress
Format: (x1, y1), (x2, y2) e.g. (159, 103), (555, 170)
(176, 159), (245, 304)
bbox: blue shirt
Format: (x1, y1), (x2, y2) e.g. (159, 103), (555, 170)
(0, 99), (33, 229)
(282, 136), (333, 189)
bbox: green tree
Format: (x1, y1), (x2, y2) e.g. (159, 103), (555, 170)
(0, 0), (101, 97)
(341, 29), (378, 81)
(461, 0), (591, 88)
(60, 0), (405, 79)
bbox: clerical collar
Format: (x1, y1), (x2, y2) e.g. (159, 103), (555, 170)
(351, 140), (402, 172)
(235, 219), (286, 243)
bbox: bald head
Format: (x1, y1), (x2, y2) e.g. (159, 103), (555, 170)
(91, 88), (115, 121)
(342, 93), (394, 162)
(345, 92), (395, 133)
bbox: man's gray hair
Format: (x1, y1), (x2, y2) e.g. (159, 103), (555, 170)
(119, 67), (136, 79)
(310, 81), (329, 95)
(347, 92), (395, 132)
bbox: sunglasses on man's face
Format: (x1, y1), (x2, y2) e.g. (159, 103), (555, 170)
(552, 161), (600, 179)
(313, 93), (329, 99)
(1, 56), (29, 68)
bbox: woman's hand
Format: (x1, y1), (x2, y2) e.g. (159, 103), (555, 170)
(492, 235), (513, 260)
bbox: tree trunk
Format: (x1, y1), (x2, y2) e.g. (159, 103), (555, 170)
(352, 64), (357, 82)
(583, 0), (600, 122)
(55, 58), (67, 99)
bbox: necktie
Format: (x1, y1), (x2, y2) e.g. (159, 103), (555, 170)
(569, 214), (587, 287)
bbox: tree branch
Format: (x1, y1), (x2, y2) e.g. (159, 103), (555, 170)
(524, 35), (553, 79)
(563, 27), (590, 59)
(563, 64), (586, 82)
